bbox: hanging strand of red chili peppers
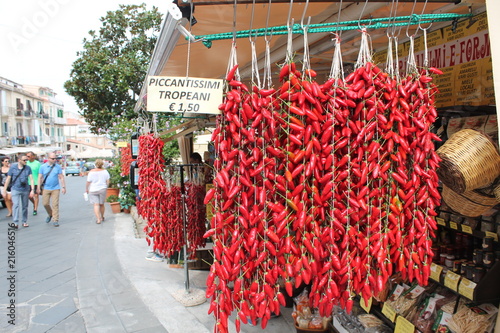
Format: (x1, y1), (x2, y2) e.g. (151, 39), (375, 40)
(137, 134), (168, 253)
(205, 28), (442, 333)
(120, 145), (134, 177)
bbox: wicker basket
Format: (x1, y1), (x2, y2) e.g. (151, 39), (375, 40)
(436, 129), (500, 193)
(442, 185), (498, 217)
(494, 183), (500, 202)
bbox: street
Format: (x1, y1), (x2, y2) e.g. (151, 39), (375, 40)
(0, 175), (165, 333)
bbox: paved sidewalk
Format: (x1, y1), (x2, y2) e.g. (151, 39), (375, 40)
(0, 176), (165, 333)
(118, 210), (296, 333)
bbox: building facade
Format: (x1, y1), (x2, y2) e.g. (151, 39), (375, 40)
(0, 76), (66, 150)
(64, 116), (116, 159)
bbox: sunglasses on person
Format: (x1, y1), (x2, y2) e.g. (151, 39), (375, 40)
(21, 159), (28, 162)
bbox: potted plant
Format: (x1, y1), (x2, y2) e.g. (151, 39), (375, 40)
(106, 194), (121, 214)
(119, 185), (136, 213)
(107, 164), (127, 198)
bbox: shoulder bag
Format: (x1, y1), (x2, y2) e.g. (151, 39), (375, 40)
(40, 165), (55, 193)
(7, 166), (26, 192)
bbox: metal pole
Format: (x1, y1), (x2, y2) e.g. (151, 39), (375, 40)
(179, 165), (190, 292)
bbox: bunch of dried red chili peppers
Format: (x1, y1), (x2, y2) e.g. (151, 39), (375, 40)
(205, 57), (443, 332)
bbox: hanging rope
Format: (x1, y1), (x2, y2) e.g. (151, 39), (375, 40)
(192, 13), (471, 45)
(285, 0), (294, 63)
(226, 0), (239, 81)
(262, 0), (273, 88)
(329, 36), (343, 81)
(355, 28), (373, 68)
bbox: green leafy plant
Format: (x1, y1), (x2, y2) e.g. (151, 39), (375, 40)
(64, 4), (162, 133)
(119, 184), (136, 209)
(108, 163), (127, 189)
(106, 195), (119, 203)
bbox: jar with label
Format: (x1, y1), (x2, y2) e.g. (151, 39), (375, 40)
(473, 249), (484, 266)
(465, 265), (474, 280)
(445, 254), (455, 269)
(460, 262), (469, 276)
(452, 260), (462, 273)
(482, 237), (494, 251)
(483, 251), (495, 268)
(432, 246), (440, 263)
(440, 253), (447, 265)
(473, 267), (486, 283)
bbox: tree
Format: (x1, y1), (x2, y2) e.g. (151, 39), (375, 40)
(64, 4), (162, 134)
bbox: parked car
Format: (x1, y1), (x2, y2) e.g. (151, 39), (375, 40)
(83, 162), (95, 172)
(65, 161), (81, 176)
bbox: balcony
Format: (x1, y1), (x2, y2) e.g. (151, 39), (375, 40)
(0, 106), (15, 116)
(54, 117), (67, 125)
(15, 109), (35, 118)
(54, 135), (66, 143)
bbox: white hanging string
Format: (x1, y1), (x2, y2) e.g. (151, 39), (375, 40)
(423, 29), (429, 68)
(302, 16), (312, 76)
(226, 0), (239, 81)
(285, 0), (294, 63)
(248, 0), (261, 88)
(385, 36), (395, 77)
(263, 0), (273, 88)
(394, 37), (401, 81)
(250, 40), (261, 88)
(152, 113), (158, 137)
(263, 34), (273, 88)
(355, 28), (373, 68)
(329, 36), (344, 81)
(286, 19), (294, 63)
(184, 2), (196, 79)
(406, 36), (417, 75)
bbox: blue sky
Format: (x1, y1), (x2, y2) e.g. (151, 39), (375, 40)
(0, 0), (167, 113)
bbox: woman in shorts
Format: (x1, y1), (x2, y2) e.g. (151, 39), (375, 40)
(85, 159), (110, 224)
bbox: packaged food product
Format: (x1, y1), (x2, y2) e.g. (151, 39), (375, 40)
(448, 302), (498, 333)
(292, 289), (331, 331)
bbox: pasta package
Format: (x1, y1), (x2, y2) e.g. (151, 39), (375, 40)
(448, 303), (498, 333)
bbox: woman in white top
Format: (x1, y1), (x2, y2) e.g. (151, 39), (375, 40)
(85, 159), (110, 224)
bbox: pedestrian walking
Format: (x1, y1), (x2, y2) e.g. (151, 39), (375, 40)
(0, 156), (13, 217)
(3, 154), (35, 228)
(26, 151), (41, 216)
(37, 152), (66, 227)
(85, 159), (110, 224)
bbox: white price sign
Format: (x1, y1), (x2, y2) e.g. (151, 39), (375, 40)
(147, 76), (223, 114)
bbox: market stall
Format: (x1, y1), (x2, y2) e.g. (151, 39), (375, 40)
(130, 1), (500, 332)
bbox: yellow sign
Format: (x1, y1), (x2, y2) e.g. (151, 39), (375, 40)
(395, 315), (415, 333)
(382, 303), (397, 322)
(458, 278), (477, 300)
(449, 222), (458, 230)
(430, 263), (443, 282)
(147, 76), (224, 114)
(444, 270), (461, 291)
(485, 231), (498, 242)
(116, 141), (128, 148)
(373, 12), (492, 108)
(360, 297), (372, 313)
(461, 225), (473, 234)
(436, 218), (446, 226)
